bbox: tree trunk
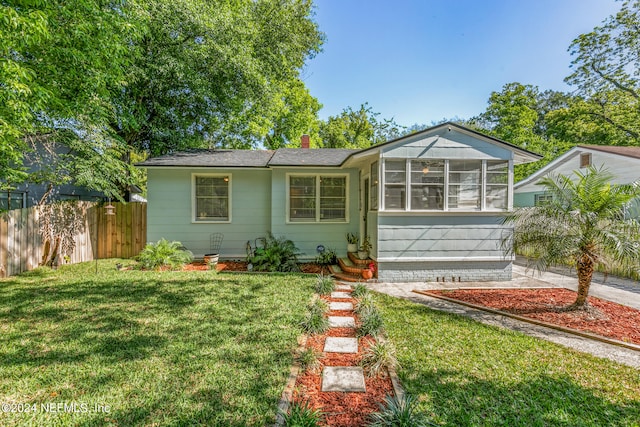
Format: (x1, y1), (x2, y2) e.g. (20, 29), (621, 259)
(573, 254), (594, 308)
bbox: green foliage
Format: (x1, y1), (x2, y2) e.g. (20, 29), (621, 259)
(137, 239), (193, 270)
(318, 103), (406, 148)
(351, 283), (369, 298)
(346, 232), (359, 244)
(248, 233), (300, 272)
(281, 400), (323, 426)
(360, 341), (399, 377)
(297, 347), (321, 372)
(314, 274), (335, 295)
(368, 394), (430, 427)
(357, 305), (385, 338)
(315, 248), (337, 266)
(300, 300), (329, 334)
(504, 167), (640, 307)
(355, 293), (377, 315)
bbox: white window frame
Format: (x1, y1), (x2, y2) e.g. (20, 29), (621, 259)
(380, 159), (511, 212)
(191, 173), (232, 223)
(286, 173), (349, 223)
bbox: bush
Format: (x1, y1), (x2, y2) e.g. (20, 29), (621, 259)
(357, 305), (384, 338)
(367, 394), (430, 427)
(352, 283), (369, 298)
(297, 347), (321, 371)
(355, 293), (376, 315)
(301, 297), (329, 334)
(315, 247), (337, 266)
(281, 400), (323, 426)
(247, 232), (300, 272)
(360, 341), (399, 377)
(137, 239), (193, 270)
(314, 274), (335, 295)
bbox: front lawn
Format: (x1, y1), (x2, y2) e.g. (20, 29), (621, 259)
(0, 260), (314, 426)
(376, 292), (640, 427)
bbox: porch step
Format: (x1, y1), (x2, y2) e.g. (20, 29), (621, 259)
(328, 264), (363, 283)
(348, 251), (371, 266)
(338, 257), (362, 275)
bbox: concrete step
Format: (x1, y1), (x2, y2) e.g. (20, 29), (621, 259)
(321, 366), (366, 392)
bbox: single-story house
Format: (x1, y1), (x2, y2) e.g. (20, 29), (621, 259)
(138, 122), (541, 282)
(514, 145), (640, 217)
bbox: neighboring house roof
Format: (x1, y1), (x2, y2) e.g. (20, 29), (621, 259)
(138, 122), (543, 168)
(515, 144), (640, 189)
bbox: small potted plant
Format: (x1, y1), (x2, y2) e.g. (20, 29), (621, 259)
(358, 235), (372, 260)
(346, 232), (359, 253)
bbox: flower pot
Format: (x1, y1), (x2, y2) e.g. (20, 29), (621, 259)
(347, 243), (358, 253)
(203, 253), (219, 269)
(362, 269), (373, 280)
(357, 250), (369, 260)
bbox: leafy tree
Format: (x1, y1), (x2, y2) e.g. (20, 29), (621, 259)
(503, 167), (640, 309)
(472, 83), (573, 181)
(318, 103), (405, 148)
(565, 0), (640, 144)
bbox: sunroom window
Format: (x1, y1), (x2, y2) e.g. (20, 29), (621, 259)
(381, 159), (510, 211)
(289, 175), (347, 222)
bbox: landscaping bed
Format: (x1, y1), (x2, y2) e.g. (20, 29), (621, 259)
(426, 288), (640, 345)
(184, 260), (325, 274)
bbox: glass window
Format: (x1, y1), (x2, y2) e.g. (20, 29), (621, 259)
(485, 160), (509, 210)
(410, 160), (444, 210)
(194, 175), (229, 221)
(320, 176), (346, 220)
(448, 160), (481, 210)
(289, 175), (347, 222)
(534, 193), (553, 206)
(0, 192), (26, 210)
(370, 161), (378, 210)
(384, 159), (406, 210)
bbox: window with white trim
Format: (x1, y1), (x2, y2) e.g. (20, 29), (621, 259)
(193, 174), (230, 222)
(534, 193), (553, 206)
(289, 175), (347, 222)
(381, 159), (510, 211)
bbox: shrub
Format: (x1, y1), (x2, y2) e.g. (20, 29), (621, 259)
(137, 239), (193, 270)
(315, 247), (337, 266)
(355, 293), (376, 315)
(281, 400), (323, 426)
(360, 341), (399, 377)
(367, 394), (430, 427)
(352, 283), (369, 298)
(314, 274), (335, 295)
(357, 305), (384, 338)
(297, 347), (321, 371)
(301, 298), (329, 334)
(247, 232), (300, 272)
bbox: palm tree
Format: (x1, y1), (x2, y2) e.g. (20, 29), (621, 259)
(504, 167), (640, 309)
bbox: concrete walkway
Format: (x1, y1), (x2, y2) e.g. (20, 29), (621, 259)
(361, 267), (640, 369)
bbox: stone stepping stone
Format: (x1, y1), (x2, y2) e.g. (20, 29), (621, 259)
(324, 337), (358, 353)
(329, 301), (353, 311)
(331, 291), (352, 299)
(335, 284), (352, 291)
(321, 366), (366, 392)
(328, 316), (356, 328)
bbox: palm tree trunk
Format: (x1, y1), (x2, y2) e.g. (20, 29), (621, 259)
(573, 254), (594, 308)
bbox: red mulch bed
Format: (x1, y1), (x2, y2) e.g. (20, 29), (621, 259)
(182, 261), (325, 274)
(429, 288), (640, 345)
(293, 292), (394, 426)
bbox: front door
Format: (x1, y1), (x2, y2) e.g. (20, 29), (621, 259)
(362, 177), (369, 245)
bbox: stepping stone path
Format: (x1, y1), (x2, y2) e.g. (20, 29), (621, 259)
(320, 283), (367, 393)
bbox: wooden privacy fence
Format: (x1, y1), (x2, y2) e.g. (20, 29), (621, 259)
(0, 202), (146, 278)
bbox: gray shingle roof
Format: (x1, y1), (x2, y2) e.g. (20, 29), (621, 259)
(268, 148), (360, 166)
(138, 148), (359, 168)
(138, 149), (275, 167)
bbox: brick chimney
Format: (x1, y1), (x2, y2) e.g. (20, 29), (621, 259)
(301, 134), (310, 149)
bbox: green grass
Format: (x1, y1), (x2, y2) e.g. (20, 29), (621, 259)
(376, 292), (640, 427)
(0, 260), (315, 426)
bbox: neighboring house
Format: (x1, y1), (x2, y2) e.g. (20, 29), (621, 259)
(1, 138), (144, 210)
(514, 145), (640, 217)
(138, 122), (541, 282)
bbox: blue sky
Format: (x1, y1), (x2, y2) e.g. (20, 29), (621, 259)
(302, 0), (621, 127)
